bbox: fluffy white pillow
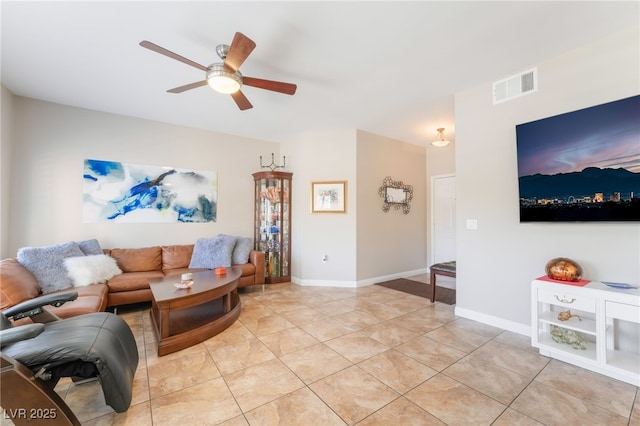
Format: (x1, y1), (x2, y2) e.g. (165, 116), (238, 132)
(64, 254), (122, 287)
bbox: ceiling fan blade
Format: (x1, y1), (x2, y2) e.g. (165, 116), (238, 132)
(140, 40), (208, 72)
(167, 80), (208, 93)
(242, 77), (297, 95)
(224, 32), (256, 72)
(231, 90), (253, 110)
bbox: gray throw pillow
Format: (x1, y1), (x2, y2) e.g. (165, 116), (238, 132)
(188, 235), (236, 269)
(231, 236), (253, 264)
(78, 238), (103, 255)
(17, 241), (86, 294)
(220, 234), (253, 264)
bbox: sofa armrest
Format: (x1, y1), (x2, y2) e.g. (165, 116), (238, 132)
(0, 323), (44, 347)
(3, 291), (78, 321)
(248, 250), (265, 285)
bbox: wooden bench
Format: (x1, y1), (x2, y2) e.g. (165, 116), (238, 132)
(429, 261), (456, 303)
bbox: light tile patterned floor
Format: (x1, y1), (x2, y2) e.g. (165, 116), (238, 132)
(10, 281), (640, 425)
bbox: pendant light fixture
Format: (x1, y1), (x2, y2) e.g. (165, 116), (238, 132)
(432, 128), (451, 147)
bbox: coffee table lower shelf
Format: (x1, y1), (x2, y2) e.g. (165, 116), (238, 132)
(149, 268), (242, 357)
(150, 291), (241, 356)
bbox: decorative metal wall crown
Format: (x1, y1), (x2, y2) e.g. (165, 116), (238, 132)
(259, 153), (286, 171)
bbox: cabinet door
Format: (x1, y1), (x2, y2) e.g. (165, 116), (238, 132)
(604, 301), (640, 376)
(280, 178), (290, 277)
(253, 171), (292, 283)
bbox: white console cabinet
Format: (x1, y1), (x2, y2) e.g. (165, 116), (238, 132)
(531, 279), (639, 386)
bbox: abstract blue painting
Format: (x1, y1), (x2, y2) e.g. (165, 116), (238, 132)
(83, 159), (217, 223)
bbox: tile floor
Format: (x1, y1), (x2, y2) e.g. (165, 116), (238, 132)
(7, 279), (640, 425)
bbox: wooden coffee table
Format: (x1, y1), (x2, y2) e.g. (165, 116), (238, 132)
(149, 267), (242, 356)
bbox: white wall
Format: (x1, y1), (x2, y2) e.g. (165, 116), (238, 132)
(455, 27), (640, 334)
(5, 97), (279, 256)
(284, 129), (428, 287)
(285, 129), (358, 285)
(356, 130), (427, 283)
(426, 142), (455, 265)
(5, 98), (428, 287)
(0, 86), (15, 257)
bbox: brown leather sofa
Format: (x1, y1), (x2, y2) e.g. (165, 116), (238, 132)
(0, 244), (265, 322)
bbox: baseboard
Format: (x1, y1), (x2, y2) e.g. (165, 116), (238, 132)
(454, 306), (531, 337)
(291, 278), (358, 287)
(291, 268), (429, 288)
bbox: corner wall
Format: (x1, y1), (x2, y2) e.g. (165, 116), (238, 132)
(356, 130), (427, 283)
(285, 129), (358, 285)
(0, 86), (15, 258)
(6, 97), (279, 256)
(455, 27), (640, 334)
(285, 129), (427, 286)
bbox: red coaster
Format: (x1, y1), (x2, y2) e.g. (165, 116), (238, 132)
(536, 275), (590, 287)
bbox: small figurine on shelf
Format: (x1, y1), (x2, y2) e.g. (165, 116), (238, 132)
(557, 310), (582, 321)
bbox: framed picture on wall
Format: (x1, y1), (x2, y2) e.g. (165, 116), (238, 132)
(311, 181), (347, 213)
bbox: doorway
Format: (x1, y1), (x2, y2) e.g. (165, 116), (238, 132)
(431, 174), (456, 288)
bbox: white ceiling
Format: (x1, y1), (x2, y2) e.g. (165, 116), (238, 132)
(2, 1), (638, 146)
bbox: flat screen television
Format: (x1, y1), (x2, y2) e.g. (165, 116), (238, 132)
(516, 94), (640, 222)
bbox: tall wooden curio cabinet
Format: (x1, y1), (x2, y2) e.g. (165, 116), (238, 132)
(253, 171), (292, 283)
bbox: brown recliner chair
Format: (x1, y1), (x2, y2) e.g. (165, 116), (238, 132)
(0, 291), (139, 426)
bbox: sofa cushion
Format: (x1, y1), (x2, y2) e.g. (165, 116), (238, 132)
(110, 247), (162, 272)
(189, 236), (235, 269)
(0, 259), (42, 310)
(16, 241), (86, 294)
(78, 239), (104, 255)
(47, 284), (109, 318)
(64, 254), (122, 287)
(106, 271), (164, 293)
(162, 245), (194, 270)
(10, 284), (109, 326)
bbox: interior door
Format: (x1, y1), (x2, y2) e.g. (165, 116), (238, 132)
(431, 174), (456, 287)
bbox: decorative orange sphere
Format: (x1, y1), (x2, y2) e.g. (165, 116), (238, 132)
(545, 258), (583, 282)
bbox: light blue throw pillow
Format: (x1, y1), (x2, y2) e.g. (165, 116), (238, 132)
(219, 234), (253, 264)
(17, 241), (86, 294)
(231, 237), (252, 264)
(188, 235), (236, 269)
(78, 239), (103, 255)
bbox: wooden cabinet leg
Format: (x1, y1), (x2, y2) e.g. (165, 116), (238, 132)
(430, 271), (436, 303)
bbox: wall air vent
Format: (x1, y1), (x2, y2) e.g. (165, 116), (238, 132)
(493, 68), (537, 105)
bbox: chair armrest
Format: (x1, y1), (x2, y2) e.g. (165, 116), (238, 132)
(0, 323), (44, 347)
(3, 291), (79, 321)
(249, 250), (265, 285)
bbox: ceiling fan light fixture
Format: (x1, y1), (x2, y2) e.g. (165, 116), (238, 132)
(206, 63), (242, 94)
(432, 127), (451, 147)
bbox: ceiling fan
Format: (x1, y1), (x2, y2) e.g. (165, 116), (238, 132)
(140, 32), (297, 111)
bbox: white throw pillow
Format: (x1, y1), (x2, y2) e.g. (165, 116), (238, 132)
(64, 254), (122, 287)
